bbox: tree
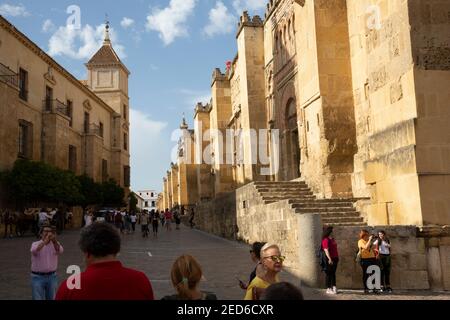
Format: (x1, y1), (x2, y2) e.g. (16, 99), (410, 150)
(3, 159), (83, 207)
(77, 175), (103, 208)
(129, 192), (138, 213)
(101, 179), (125, 208)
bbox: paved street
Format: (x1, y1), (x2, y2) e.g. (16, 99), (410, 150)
(0, 224), (449, 300)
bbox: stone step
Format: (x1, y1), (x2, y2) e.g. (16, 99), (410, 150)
(321, 216), (365, 224)
(294, 206), (357, 213)
(290, 202), (354, 208)
(262, 195), (316, 202)
(254, 182), (308, 187)
(320, 213), (361, 219)
(256, 187), (312, 192)
(260, 191), (314, 199)
(294, 208), (359, 216)
(288, 198), (355, 204)
(325, 222), (367, 227)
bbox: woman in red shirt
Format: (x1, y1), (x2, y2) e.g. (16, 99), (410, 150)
(321, 226), (339, 294)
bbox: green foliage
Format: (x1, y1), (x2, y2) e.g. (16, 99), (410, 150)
(77, 175), (103, 208)
(101, 179), (125, 207)
(129, 192), (138, 212)
(0, 160), (126, 208)
(3, 159), (83, 206)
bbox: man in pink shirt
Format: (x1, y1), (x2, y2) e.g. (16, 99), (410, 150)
(30, 224), (63, 300)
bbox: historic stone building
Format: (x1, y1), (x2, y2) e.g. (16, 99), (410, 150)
(0, 16), (130, 195)
(161, 0), (449, 290)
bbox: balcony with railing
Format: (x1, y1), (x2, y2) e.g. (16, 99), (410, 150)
(42, 99), (69, 117)
(0, 62), (19, 88)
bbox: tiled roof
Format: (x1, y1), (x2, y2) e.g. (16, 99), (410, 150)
(87, 43), (121, 65)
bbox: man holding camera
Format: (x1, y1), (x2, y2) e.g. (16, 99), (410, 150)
(30, 224), (64, 300)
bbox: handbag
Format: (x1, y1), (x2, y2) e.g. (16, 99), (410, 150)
(355, 249), (361, 264)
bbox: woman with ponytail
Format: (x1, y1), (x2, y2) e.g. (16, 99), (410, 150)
(161, 255), (217, 300)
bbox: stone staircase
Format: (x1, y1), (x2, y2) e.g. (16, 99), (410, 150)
(254, 181), (366, 227)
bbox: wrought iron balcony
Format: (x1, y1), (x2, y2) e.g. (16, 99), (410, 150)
(42, 99), (69, 116)
(0, 62), (19, 88)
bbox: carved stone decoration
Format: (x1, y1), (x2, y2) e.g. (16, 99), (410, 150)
(83, 99), (92, 111)
(44, 66), (56, 85)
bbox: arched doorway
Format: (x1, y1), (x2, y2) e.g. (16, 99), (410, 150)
(285, 99), (300, 180)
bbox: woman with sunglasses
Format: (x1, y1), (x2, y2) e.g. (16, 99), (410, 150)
(240, 242), (267, 290)
(244, 243), (284, 300)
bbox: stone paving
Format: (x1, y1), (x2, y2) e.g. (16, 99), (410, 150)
(0, 223), (449, 300)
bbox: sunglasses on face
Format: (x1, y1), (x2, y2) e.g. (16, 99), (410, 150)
(264, 255), (285, 263)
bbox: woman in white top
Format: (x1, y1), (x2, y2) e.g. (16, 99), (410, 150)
(84, 212), (93, 227)
(374, 230), (392, 293)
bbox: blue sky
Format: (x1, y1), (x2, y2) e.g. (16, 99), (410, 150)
(0, 0), (266, 192)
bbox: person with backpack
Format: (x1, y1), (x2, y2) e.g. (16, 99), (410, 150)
(373, 230), (392, 293)
(321, 226), (339, 294)
(358, 229), (378, 294)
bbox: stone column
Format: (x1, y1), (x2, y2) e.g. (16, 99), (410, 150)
(297, 213), (322, 288)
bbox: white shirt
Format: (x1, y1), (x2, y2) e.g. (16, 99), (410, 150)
(375, 239), (391, 255)
(130, 215), (137, 223)
(39, 211), (50, 222)
(84, 215), (93, 227)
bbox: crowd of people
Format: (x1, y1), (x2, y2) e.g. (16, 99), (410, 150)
(28, 212), (392, 300)
(83, 207), (189, 238)
(29, 220), (304, 300)
(319, 226), (392, 295)
(1, 207), (72, 238)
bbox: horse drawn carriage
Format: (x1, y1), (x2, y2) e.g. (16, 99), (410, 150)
(2, 208), (39, 237)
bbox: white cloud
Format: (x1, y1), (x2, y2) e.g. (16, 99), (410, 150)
(204, 1), (235, 37)
(130, 109), (168, 190)
(0, 3), (29, 17)
(42, 19), (55, 33)
(180, 89), (211, 106)
(146, 0), (197, 46)
(48, 23), (126, 60)
(232, 0), (266, 14)
(120, 17), (135, 29)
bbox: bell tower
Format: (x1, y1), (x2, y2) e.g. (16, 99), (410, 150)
(85, 20), (130, 118)
(85, 20), (130, 191)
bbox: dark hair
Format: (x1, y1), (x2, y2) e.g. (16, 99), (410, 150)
(322, 226), (333, 239)
(251, 242), (266, 259)
(78, 222), (121, 257)
(261, 282), (304, 300)
(378, 230), (386, 236)
(39, 223), (53, 235)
